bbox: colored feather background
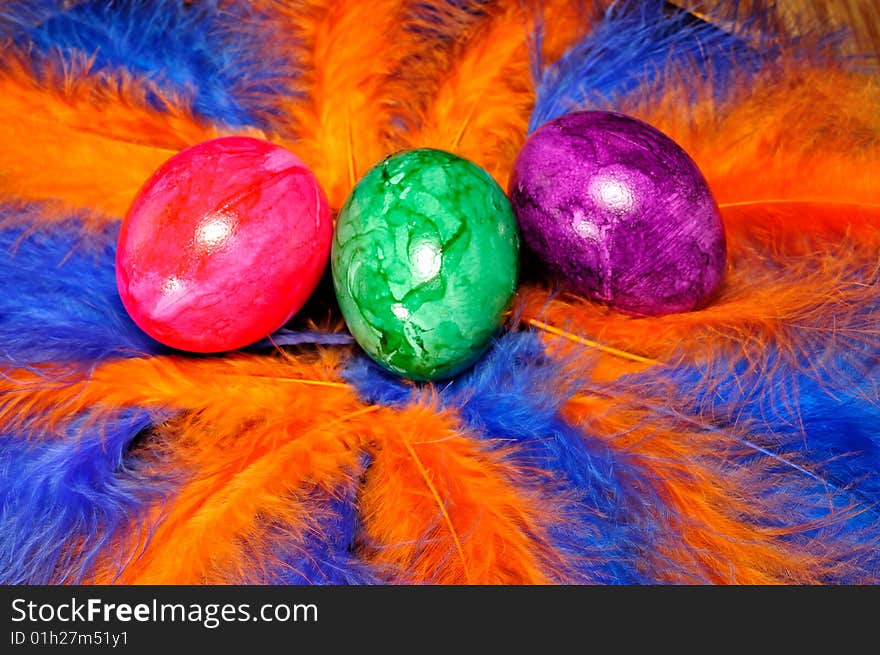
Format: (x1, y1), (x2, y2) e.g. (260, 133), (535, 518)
(0, 0), (878, 584)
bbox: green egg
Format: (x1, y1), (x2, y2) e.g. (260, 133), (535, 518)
(332, 148), (520, 381)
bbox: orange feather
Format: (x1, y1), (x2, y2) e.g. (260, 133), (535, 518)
(118, 405), (371, 584)
(0, 50), (236, 219)
(358, 401), (555, 584)
(408, 0), (590, 187)
(562, 392), (858, 584)
(0, 349), (374, 583)
(385, 1), (504, 140)
(519, 62), (880, 372)
(260, 0), (411, 209)
(622, 65), (880, 209)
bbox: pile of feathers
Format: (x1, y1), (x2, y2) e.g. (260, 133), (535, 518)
(1, 0), (879, 584)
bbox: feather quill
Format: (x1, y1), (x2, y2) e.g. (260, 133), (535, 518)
(358, 401), (555, 584)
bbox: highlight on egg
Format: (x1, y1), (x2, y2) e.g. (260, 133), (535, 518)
(332, 148), (520, 381)
(116, 136), (331, 353)
(509, 110), (726, 316)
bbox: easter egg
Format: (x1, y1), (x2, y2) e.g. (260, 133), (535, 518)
(509, 110), (726, 315)
(332, 149), (519, 381)
(116, 136), (331, 352)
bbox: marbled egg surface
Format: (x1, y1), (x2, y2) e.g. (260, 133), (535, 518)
(509, 111), (726, 315)
(116, 136), (331, 352)
(332, 149), (519, 380)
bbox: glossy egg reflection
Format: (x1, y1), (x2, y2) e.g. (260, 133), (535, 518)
(332, 149), (520, 381)
(509, 111), (726, 315)
(116, 136), (331, 352)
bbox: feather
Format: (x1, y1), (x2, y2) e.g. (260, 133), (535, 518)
(0, 347), (350, 438)
(0, 408), (173, 584)
(698, 0), (880, 59)
(4, 0), (299, 129)
(344, 334), (651, 583)
(0, 210), (350, 369)
(561, 390), (854, 583)
(0, 0), (65, 36)
(0, 48), (238, 217)
(119, 408), (366, 584)
(578, 339), (880, 583)
(406, 2), (533, 186)
(533, 0), (594, 64)
(258, 480), (378, 585)
(529, 0), (769, 132)
(258, 0), (412, 209)
(345, 331), (833, 583)
(437, 332), (658, 583)
(0, 209), (165, 366)
(394, 0), (590, 150)
(0, 350), (375, 583)
(357, 400), (555, 584)
(384, 0), (497, 138)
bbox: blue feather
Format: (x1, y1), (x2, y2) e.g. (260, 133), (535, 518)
(0, 205), (354, 367)
(0, 207), (167, 366)
(0, 0), (59, 34)
(266, 478), (378, 585)
(529, 0), (768, 132)
(344, 332), (677, 584)
(3, 0), (299, 129)
(0, 408), (174, 584)
(614, 335), (880, 581)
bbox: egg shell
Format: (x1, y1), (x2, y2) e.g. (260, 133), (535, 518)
(116, 136), (331, 352)
(332, 149), (520, 381)
(509, 110), (726, 315)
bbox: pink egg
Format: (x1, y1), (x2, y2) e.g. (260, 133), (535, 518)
(116, 136), (331, 353)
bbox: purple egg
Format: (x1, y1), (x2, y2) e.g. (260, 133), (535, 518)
(509, 110), (726, 315)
